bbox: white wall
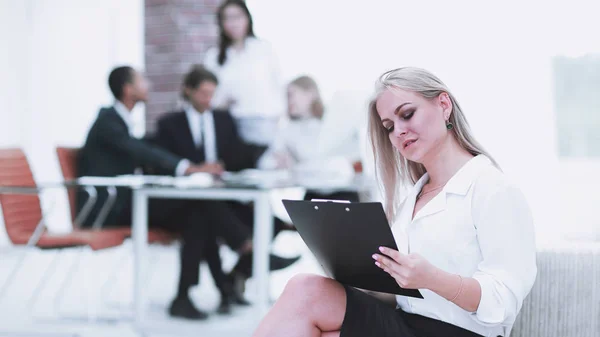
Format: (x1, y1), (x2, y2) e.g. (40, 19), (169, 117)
(0, 0), (144, 242)
(247, 0), (600, 240)
(0, 0), (31, 151)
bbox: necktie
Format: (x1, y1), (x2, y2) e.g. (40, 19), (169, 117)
(197, 114), (204, 148)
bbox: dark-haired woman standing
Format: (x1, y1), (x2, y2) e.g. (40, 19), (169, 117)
(204, 0), (285, 147)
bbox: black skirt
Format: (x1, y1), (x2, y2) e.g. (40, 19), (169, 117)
(339, 286), (485, 337)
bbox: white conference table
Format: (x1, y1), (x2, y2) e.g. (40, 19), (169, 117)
(77, 175), (281, 326)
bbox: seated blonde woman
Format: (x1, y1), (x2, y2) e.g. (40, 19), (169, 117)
(252, 67), (537, 337)
(258, 75), (361, 201)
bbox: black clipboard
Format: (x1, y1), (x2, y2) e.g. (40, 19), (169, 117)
(282, 199), (423, 298)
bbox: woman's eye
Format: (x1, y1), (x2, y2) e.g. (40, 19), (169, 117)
(402, 111), (415, 120)
(385, 124), (394, 133)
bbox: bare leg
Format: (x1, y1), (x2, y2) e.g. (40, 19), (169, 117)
(252, 274), (347, 337)
(322, 332), (340, 337)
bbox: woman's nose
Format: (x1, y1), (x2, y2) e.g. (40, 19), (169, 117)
(393, 126), (407, 137)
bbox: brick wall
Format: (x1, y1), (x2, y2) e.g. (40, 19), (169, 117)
(144, 0), (222, 132)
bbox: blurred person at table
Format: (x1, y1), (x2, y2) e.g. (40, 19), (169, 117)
(258, 75), (361, 202)
(155, 64), (300, 312)
(203, 0), (285, 147)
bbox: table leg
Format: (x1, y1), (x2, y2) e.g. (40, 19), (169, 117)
(132, 190), (148, 328)
(253, 191), (273, 312)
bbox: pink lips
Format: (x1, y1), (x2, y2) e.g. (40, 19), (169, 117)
(403, 139), (417, 149)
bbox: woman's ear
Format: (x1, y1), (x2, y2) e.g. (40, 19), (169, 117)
(438, 92), (453, 119)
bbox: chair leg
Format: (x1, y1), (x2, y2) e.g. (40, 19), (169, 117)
(44, 246), (129, 324)
(82, 244), (133, 323)
(0, 248), (31, 304)
(27, 249), (63, 314)
(0, 250), (83, 337)
(52, 247), (85, 316)
(103, 243), (161, 311)
(52, 246), (104, 323)
(100, 244), (131, 308)
(82, 247), (96, 322)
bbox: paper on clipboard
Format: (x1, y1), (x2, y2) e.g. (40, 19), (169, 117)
(310, 199), (351, 204)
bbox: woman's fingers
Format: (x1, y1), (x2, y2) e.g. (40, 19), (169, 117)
(373, 253), (412, 288)
(373, 254), (405, 277)
(379, 247), (411, 265)
(373, 253), (395, 270)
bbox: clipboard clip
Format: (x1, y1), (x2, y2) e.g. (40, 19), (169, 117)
(310, 199), (351, 204)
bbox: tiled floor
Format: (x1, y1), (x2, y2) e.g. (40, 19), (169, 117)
(0, 231), (320, 337)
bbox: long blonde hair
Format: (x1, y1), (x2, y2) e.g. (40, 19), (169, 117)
(368, 67), (497, 221)
(288, 75), (325, 119)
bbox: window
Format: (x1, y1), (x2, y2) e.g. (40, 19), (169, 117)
(554, 55), (600, 158)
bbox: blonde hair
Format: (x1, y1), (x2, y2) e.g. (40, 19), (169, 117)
(288, 75), (324, 119)
(368, 67), (497, 221)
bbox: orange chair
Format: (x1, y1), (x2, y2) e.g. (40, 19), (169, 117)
(55, 147), (178, 305)
(55, 146), (176, 243)
(0, 148), (128, 318)
(54, 146), (79, 223)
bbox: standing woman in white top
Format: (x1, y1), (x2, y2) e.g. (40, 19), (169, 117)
(252, 67), (537, 337)
(203, 0), (285, 146)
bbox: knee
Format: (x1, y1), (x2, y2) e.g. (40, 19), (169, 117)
(282, 274), (333, 306)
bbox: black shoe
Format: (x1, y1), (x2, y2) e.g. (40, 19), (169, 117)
(168, 296), (209, 320)
(230, 272), (252, 306)
(232, 292), (251, 306)
(234, 253), (301, 277)
(217, 295), (232, 315)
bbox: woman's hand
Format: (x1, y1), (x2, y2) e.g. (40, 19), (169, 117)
(372, 246), (439, 290)
(274, 151), (294, 169)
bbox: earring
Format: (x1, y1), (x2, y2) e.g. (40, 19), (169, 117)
(446, 120), (453, 130)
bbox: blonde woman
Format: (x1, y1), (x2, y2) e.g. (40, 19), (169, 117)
(258, 75), (361, 201)
(252, 67), (537, 337)
(258, 75), (325, 170)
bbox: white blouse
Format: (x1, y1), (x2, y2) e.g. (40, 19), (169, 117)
(392, 155), (537, 337)
(257, 117), (361, 173)
(203, 37), (286, 119)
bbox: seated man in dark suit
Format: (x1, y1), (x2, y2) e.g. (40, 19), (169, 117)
(154, 65), (300, 311)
